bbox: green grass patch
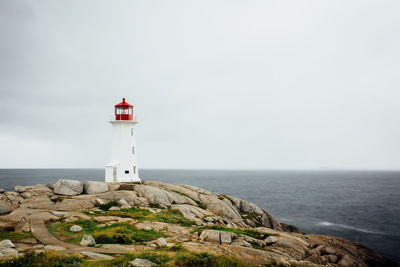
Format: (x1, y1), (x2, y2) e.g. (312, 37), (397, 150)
(79, 250), (254, 267)
(0, 249), (270, 267)
(46, 219), (100, 243)
(92, 207), (196, 227)
(78, 252), (171, 267)
(192, 225), (269, 240)
(0, 231), (33, 243)
(99, 200), (119, 211)
(0, 251), (82, 267)
(92, 222), (165, 244)
(174, 251), (254, 267)
(47, 219), (165, 245)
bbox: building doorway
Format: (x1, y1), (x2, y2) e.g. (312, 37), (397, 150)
(113, 167), (117, 182)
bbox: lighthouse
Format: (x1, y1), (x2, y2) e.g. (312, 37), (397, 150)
(105, 98), (140, 182)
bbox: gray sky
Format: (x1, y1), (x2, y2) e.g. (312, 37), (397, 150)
(0, 0), (399, 169)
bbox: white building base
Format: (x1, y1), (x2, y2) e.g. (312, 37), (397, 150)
(105, 162), (141, 183)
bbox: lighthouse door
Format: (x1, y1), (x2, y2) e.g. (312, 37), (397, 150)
(113, 167), (117, 181)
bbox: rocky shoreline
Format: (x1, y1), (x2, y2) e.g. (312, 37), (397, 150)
(0, 179), (396, 266)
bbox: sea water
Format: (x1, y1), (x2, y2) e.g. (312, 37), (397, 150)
(0, 169), (399, 264)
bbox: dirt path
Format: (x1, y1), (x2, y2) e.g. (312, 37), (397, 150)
(29, 219), (127, 254)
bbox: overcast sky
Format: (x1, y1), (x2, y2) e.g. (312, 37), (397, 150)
(0, 1), (399, 169)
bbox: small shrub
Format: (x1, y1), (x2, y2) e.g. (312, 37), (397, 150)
(168, 243), (185, 251)
(132, 252), (170, 265)
(99, 201), (119, 211)
(0, 251), (82, 267)
(175, 252), (212, 266)
(174, 252), (250, 267)
(149, 203), (161, 208)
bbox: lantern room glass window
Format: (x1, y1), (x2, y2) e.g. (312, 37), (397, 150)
(115, 107), (133, 115)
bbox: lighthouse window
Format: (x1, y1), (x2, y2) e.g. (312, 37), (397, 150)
(125, 170), (129, 174)
(131, 129), (134, 136)
(134, 166), (136, 174)
(132, 146), (135, 154)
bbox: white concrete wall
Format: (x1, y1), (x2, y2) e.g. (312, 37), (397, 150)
(106, 120), (140, 182)
(105, 166), (116, 182)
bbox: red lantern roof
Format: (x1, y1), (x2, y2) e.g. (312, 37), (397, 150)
(115, 98), (133, 108)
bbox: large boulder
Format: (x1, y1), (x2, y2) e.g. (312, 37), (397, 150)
(14, 185), (29, 193)
(199, 230), (237, 244)
(83, 181), (109, 194)
(54, 180), (83, 196)
(80, 235), (96, 246)
(0, 240), (15, 248)
(154, 237), (167, 247)
(70, 225), (83, 233)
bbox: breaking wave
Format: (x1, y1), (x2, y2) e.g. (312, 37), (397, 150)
(316, 221), (382, 234)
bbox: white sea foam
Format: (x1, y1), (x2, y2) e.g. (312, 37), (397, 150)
(316, 221), (382, 234)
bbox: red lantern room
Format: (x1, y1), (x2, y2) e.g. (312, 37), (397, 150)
(115, 98), (133, 120)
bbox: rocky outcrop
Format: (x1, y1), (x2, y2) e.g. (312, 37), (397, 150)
(133, 184), (197, 207)
(200, 230), (237, 244)
(0, 179), (395, 266)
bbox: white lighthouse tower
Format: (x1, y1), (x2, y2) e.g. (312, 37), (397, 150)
(105, 98), (140, 182)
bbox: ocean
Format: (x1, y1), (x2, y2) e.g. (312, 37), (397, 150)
(0, 169), (399, 264)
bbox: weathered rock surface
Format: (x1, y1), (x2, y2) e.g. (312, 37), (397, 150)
(129, 258), (155, 267)
(265, 235), (277, 244)
(80, 235), (96, 246)
(200, 229), (237, 244)
(0, 247), (18, 256)
(81, 251), (114, 260)
(44, 245), (65, 251)
(0, 240), (15, 248)
(70, 225), (83, 232)
(118, 199), (132, 209)
(133, 184), (197, 208)
(101, 244), (136, 253)
(154, 237), (167, 247)
(83, 181), (109, 194)
(0, 206), (8, 215)
(14, 185), (28, 193)
(54, 180), (83, 196)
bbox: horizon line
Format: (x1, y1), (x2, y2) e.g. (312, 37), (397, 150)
(0, 167), (400, 172)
